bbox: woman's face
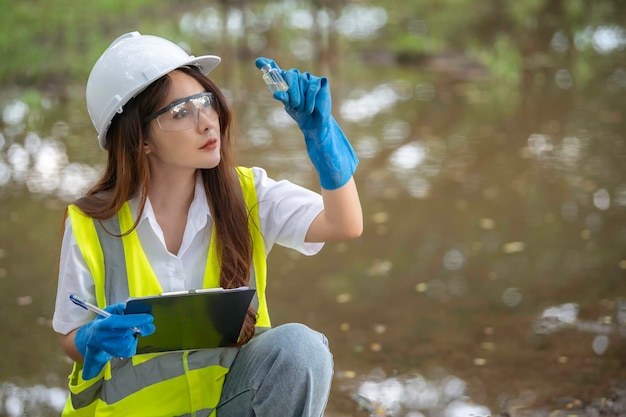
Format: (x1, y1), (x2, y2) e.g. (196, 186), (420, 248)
(144, 70), (221, 174)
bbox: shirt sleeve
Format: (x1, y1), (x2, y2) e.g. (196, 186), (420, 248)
(52, 217), (98, 335)
(252, 166), (325, 256)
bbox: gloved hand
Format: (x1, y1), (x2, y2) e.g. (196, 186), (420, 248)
(255, 57), (358, 190)
(74, 303), (155, 380)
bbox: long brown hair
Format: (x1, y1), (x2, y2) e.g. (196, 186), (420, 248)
(74, 66), (256, 344)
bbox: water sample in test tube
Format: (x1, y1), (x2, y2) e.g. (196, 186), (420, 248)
(260, 64), (289, 93)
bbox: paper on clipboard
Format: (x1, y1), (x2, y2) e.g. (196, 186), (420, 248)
(124, 287), (256, 354)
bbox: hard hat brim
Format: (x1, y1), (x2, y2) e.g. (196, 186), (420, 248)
(186, 55), (222, 76)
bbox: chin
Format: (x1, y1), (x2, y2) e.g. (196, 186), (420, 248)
(201, 157), (221, 169)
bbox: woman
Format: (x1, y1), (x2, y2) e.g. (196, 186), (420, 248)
(52, 31), (362, 417)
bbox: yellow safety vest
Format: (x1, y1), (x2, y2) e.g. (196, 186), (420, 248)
(61, 167), (270, 417)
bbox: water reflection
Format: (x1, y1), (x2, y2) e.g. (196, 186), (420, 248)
(348, 370), (490, 417)
(0, 383), (65, 417)
(332, 297), (626, 416)
(576, 26), (626, 54)
(2, 131), (100, 201)
(2, 100), (29, 126)
(340, 85), (402, 123)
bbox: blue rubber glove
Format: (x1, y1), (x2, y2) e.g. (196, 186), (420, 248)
(74, 303), (155, 380)
(255, 57), (359, 190)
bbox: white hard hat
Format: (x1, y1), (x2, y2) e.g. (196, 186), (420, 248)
(86, 31), (221, 150)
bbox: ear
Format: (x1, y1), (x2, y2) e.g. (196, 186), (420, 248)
(143, 140), (152, 155)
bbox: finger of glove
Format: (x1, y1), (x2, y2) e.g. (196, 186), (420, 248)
(135, 321), (156, 337)
(94, 330), (137, 358)
(82, 363), (106, 380)
(302, 72), (324, 116)
(255, 56), (281, 71)
(74, 323), (94, 357)
(316, 77), (332, 119)
(103, 303), (127, 316)
(103, 334), (137, 358)
(99, 313), (154, 332)
(283, 71), (325, 118)
(93, 314), (153, 355)
(82, 348), (112, 380)
(86, 347), (111, 366)
(282, 69), (303, 110)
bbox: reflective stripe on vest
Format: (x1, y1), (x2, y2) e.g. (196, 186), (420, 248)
(62, 167), (269, 417)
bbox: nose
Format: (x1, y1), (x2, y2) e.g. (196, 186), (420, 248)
(196, 107), (219, 131)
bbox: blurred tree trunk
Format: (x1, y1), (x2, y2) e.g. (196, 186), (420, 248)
(311, 0), (344, 75)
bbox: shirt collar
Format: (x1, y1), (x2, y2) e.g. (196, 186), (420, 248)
(128, 173), (211, 232)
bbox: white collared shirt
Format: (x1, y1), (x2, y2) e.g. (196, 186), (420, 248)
(53, 167), (324, 335)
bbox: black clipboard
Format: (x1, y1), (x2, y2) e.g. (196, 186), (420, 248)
(124, 287), (256, 354)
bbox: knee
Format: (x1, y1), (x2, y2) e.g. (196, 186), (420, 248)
(268, 323), (333, 374)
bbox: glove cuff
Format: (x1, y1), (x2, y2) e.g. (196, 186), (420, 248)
(304, 116), (359, 190)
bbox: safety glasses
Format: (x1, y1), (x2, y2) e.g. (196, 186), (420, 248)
(146, 92), (216, 131)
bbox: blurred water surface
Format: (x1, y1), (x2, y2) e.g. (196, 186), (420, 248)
(1, 1), (626, 416)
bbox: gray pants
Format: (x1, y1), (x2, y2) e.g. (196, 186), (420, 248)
(217, 323), (334, 417)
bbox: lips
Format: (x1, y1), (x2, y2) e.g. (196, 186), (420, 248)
(200, 138), (218, 150)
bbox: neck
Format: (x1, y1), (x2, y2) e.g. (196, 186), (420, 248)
(148, 168), (197, 213)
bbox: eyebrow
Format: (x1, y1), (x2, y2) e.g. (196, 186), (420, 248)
(145, 92), (212, 122)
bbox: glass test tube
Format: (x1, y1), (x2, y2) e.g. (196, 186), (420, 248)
(260, 64), (289, 93)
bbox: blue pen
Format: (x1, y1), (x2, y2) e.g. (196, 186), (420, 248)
(69, 294), (142, 335)
(70, 294), (112, 318)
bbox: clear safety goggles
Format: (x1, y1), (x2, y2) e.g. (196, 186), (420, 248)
(146, 92), (216, 131)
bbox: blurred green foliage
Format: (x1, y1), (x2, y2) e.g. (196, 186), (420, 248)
(1, 0), (624, 89)
(0, 0), (184, 86)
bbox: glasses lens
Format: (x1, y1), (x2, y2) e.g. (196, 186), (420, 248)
(155, 93), (215, 131)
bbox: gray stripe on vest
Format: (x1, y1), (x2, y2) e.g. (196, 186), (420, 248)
(175, 409), (213, 417)
(72, 350), (237, 407)
(255, 326), (271, 335)
(196, 409), (214, 417)
(102, 354), (186, 404)
(248, 268), (260, 311)
(94, 217), (130, 302)
(70, 377), (104, 409)
(187, 348), (239, 372)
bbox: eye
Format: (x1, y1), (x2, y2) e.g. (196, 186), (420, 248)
(170, 104), (191, 120)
